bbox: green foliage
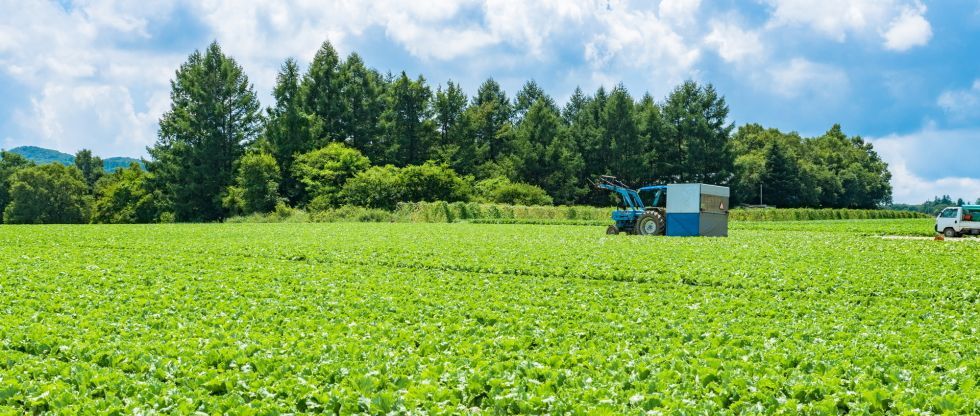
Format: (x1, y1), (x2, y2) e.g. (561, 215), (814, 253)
(660, 81), (734, 184)
(224, 152), (281, 216)
(92, 163), (161, 224)
(475, 177), (552, 205)
(729, 208), (927, 221)
(73, 149), (104, 190)
(0, 150), (34, 222)
(399, 162), (471, 203)
(148, 41), (261, 222)
(1, 222), (976, 413)
(264, 58), (313, 204)
(300, 40), (344, 147)
(467, 78), (512, 169)
(378, 72), (437, 166)
(431, 81), (473, 174)
(340, 163), (470, 210)
(292, 143), (370, 207)
(337, 53), (385, 160)
(758, 141), (808, 208)
(339, 165), (406, 210)
(3, 163), (90, 224)
(890, 195), (980, 215)
(135, 39), (903, 218)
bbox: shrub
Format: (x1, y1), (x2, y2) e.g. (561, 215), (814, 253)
(340, 163), (471, 210)
(400, 162), (471, 203)
(3, 163), (91, 224)
(292, 143), (370, 206)
(223, 152), (281, 216)
(475, 177), (552, 205)
(92, 163), (163, 224)
(339, 165), (405, 210)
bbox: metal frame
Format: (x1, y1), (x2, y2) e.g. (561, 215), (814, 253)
(591, 176), (665, 233)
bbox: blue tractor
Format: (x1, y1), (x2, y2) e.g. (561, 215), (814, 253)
(592, 175), (667, 235)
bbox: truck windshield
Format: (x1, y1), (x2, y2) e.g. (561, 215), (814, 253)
(940, 209), (958, 218)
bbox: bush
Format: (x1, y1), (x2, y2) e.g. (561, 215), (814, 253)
(3, 163), (91, 224)
(224, 152), (281, 216)
(400, 162), (471, 203)
(92, 163), (163, 224)
(340, 163), (471, 210)
(475, 177), (552, 205)
(293, 143), (370, 206)
(339, 165), (405, 210)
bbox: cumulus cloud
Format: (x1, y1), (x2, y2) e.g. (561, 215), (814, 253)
(882, 2), (932, 51)
(0, 0), (182, 157)
(870, 128), (980, 203)
(584, 5), (701, 94)
(763, 0), (932, 51)
(767, 58), (848, 99)
(658, 0), (702, 25)
(937, 79), (980, 122)
(704, 20), (763, 63)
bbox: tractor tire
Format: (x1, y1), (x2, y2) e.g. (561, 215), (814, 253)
(943, 228), (958, 238)
(606, 225), (619, 235)
(635, 211), (665, 236)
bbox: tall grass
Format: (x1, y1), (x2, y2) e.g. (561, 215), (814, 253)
(226, 202), (929, 224)
(728, 208), (928, 221)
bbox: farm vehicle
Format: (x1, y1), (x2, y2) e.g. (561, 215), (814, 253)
(592, 175), (730, 237)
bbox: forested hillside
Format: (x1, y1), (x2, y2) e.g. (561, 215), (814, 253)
(7, 146), (143, 172)
(1, 40), (895, 224)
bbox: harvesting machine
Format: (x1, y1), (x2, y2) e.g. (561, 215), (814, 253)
(592, 175), (730, 237)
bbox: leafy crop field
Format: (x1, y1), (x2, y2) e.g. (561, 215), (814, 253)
(0, 220), (976, 414)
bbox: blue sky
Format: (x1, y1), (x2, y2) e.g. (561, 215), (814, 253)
(1, 0), (978, 203)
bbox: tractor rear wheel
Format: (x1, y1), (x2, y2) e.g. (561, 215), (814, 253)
(635, 211), (665, 236)
(606, 225), (619, 235)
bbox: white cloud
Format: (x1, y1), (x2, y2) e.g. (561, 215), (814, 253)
(658, 0), (702, 25)
(767, 58), (848, 99)
(19, 83), (163, 157)
(763, 0), (932, 50)
(937, 79), (980, 121)
(0, 0), (182, 157)
(870, 128), (980, 203)
(882, 2), (932, 51)
(704, 20), (763, 63)
(584, 6), (701, 94)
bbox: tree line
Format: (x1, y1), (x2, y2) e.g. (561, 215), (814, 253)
(0, 40), (895, 224)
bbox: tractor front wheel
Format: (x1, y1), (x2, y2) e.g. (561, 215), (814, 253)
(606, 225), (619, 235)
(635, 211), (665, 236)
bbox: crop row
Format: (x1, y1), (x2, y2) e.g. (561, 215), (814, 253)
(0, 223), (976, 414)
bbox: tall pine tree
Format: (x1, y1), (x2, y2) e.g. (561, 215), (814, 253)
(264, 58), (312, 204)
(149, 41), (261, 221)
(337, 53), (385, 160)
(467, 78), (513, 170)
(379, 72), (436, 166)
(432, 81), (473, 174)
(73, 149), (103, 191)
(301, 40), (344, 147)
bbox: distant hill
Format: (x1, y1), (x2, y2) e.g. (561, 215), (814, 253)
(5, 146), (144, 172)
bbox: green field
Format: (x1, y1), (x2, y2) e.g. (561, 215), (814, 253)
(1, 220), (977, 414)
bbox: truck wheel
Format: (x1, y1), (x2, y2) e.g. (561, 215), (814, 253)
(606, 225), (619, 235)
(943, 228), (958, 238)
(636, 211), (665, 236)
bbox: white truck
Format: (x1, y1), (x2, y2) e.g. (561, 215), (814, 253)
(935, 206), (980, 237)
